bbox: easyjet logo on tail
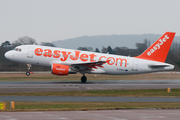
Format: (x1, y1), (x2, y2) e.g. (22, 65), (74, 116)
(147, 35), (169, 56)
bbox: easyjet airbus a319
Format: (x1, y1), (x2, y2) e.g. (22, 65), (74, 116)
(5, 32), (175, 83)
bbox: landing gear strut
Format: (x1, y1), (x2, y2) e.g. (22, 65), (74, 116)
(81, 76), (87, 83)
(26, 64), (32, 76)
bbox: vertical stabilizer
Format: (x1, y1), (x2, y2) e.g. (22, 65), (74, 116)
(135, 32), (176, 62)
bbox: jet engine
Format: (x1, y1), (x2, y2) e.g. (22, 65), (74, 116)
(51, 63), (76, 75)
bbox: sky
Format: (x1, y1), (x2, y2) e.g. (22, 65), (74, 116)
(0, 0), (180, 44)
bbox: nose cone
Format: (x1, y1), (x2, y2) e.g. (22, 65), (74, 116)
(4, 51), (11, 60)
(4, 50), (19, 62)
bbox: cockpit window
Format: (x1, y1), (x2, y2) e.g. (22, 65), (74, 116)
(13, 48), (22, 52)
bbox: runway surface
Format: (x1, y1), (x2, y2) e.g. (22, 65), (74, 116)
(0, 80), (180, 93)
(0, 110), (180, 120)
(1, 80), (180, 102)
(1, 96), (180, 102)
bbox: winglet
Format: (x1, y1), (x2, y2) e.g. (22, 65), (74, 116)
(135, 32), (176, 62)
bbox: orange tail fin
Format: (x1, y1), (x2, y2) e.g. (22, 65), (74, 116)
(135, 32), (176, 62)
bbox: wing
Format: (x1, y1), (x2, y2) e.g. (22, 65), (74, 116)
(50, 60), (107, 74)
(70, 61), (106, 72)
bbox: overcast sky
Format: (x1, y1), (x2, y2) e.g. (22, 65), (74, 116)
(0, 0), (180, 44)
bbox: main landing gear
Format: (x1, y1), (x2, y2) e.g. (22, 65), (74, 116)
(26, 64), (32, 76)
(81, 75), (87, 83)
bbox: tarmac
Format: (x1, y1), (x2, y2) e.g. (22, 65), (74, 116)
(1, 80), (180, 102)
(0, 77), (180, 119)
(0, 110), (180, 120)
(0, 80), (180, 93)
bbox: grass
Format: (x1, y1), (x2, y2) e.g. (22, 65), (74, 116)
(1, 102), (180, 111)
(1, 89), (180, 97)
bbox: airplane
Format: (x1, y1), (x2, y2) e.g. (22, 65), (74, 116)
(5, 32), (175, 83)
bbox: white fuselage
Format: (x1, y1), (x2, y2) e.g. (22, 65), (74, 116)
(5, 45), (174, 75)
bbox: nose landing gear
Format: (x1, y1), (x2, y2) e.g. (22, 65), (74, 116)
(26, 71), (30, 76)
(26, 64), (32, 76)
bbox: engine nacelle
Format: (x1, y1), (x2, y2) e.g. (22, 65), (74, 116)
(51, 64), (76, 75)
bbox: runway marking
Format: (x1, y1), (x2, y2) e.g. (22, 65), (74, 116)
(86, 87), (93, 89)
(75, 111), (88, 113)
(59, 118), (67, 119)
(0, 115), (17, 120)
(0, 115), (11, 118)
(158, 116), (166, 118)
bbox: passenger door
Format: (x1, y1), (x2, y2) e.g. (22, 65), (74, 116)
(27, 46), (34, 58)
(132, 59), (138, 71)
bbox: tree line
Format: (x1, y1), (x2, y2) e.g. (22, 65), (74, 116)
(0, 36), (180, 71)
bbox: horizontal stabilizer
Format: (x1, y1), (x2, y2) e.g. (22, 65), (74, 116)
(148, 64), (170, 68)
